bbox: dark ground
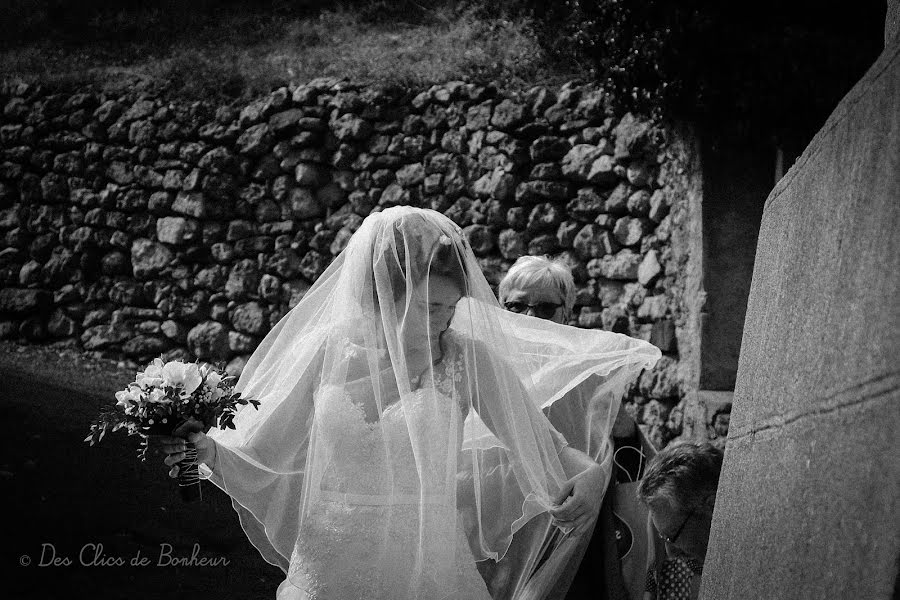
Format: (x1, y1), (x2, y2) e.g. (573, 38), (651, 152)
(0, 341), (283, 600)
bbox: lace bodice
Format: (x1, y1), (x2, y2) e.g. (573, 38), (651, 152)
(313, 342), (467, 500)
(283, 339), (491, 600)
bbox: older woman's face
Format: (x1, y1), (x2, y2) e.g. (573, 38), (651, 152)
(502, 283), (566, 323)
(648, 499), (714, 564)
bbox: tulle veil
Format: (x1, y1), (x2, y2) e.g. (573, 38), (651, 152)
(198, 206), (660, 599)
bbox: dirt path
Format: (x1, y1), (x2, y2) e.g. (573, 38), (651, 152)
(0, 341), (282, 599)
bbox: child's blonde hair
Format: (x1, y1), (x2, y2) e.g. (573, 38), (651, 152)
(498, 255), (576, 317)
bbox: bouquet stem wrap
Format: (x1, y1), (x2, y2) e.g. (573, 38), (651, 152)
(146, 420), (203, 503)
(177, 442), (202, 503)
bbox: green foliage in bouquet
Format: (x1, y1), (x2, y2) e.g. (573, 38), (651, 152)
(85, 357), (260, 460)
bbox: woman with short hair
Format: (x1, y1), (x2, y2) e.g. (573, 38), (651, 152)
(498, 255), (576, 324)
(637, 441), (724, 600)
(496, 255), (646, 600)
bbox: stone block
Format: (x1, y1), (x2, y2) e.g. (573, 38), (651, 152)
(123, 334), (170, 358)
(705, 400), (898, 599)
(225, 259), (260, 299)
(156, 217), (194, 245)
(498, 229), (526, 260)
(290, 187), (325, 219)
(463, 224), (495, 256)
(515, 181), (571, 205)
(0, 288), (51, 314)
(703, 44), (900, 600)
(561, 145), (604, 182)
(130, 239), (173, 279)
(331, 114), (373, 141)
(649, 319), (676, 352)
(587, 250), (641, 280)
(231, 301), (267, 336)
(566, 187), (606, 222)
(171, 192), (209, 218)
(236, 123), (274, 156)
(527, 203), (563, 233)
(527, 234), (557, 256)
(491, 99), (526, 130)
(638, 249), (662, 285)
(530, 136), (572, 162)
(187, 321), (230, 361)
(573, 224), (618, 260)
(613, 216), (651, 247)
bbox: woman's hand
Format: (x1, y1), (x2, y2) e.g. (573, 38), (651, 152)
(159, 417), (217, 479)
(548, 462), (604, 537)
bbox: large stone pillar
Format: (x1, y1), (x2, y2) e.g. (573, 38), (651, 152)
(887, 0), (899, 46)
(700, 29), (900, 600)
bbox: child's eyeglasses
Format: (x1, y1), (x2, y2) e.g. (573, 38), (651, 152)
(659, 507), (695, 544)
(504, 301), (563, 320)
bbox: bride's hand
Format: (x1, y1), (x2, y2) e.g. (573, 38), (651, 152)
(159, 418), (217, 478)
(548, 462), (604, 537)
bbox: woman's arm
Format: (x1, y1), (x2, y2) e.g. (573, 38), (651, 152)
(550, 446), (605, 535)
(464, 338), (604, 537)
(159, 334), (326, 497)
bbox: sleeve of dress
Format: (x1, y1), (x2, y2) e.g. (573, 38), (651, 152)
(193, 342), (325, 573)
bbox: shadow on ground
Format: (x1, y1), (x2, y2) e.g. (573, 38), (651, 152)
(0, 344), (283, 600)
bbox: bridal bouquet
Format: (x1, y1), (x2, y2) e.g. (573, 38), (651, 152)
(85, 357), (260, 502)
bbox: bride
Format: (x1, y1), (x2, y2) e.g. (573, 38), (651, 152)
(160, 206), (659, 599)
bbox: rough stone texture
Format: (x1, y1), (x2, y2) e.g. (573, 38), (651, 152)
(638, 249), (662, 285)
(156, 216), (194, 245)
(702, 42), (900, 600)
(186, 321), (230, 361)
(171, 192), (210, 218)
(130, 239), (173, 279)
(655, 125), (706, 447)
(0, 79), (698, 444)
(588, 250), (641, 280)
(887, 0), (899, 46)
(231, 301), (267, 336)
(225, 259), (260, 299)
(561, 145), (604, 182)
(613, 216), (650, 247)
(0, 289), (51, 314)
(123, 334), (170, 358)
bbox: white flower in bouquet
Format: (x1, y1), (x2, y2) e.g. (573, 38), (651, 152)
(204, 370), (225, 401)
(147, 387), (172, 405)
(161, 360), (203, 396)
(135, 357), (165, 389)
(115, 387), (142, 415)
(86, 356), (260, 477)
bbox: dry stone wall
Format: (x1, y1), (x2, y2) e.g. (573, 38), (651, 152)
(0, 77), (697, 446)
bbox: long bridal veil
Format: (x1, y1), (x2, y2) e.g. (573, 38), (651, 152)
(200, 206), (660, 599)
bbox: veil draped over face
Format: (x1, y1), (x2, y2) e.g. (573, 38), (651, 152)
(200, 206), (660, 599)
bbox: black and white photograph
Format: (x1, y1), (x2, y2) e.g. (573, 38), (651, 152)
(1, 1), (897, 599)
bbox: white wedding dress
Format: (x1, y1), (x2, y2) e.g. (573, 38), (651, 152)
(276, 345), (492, 600)
(202, 207), (661, 600)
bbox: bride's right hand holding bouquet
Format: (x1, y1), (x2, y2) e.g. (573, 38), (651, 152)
(160, 417), (218, 481)
(84, 357), (259, 502)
